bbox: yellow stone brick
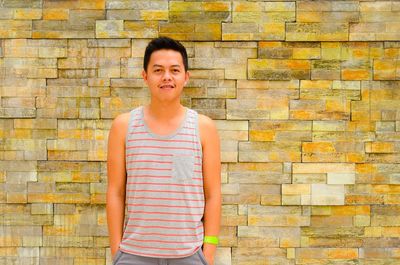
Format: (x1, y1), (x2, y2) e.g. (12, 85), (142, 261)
(373, 185), (400, 194)
(7, 193), (27, 203)
(300, 236), (309, 247)
(233, 2), (261, 12)
(203, 2), (230, 11)
(365, 226), (382, 237)
(354, 215), (370, 226)
(374, 59), (395, 70)
(342, 69), (370, 80)
(386, 194), (400, 204)
(91, 194), (106, 204)
(0, 247), (18, 256)
(28, 193), (90, 204)
(356, 205), (370, 215)
(330, 206), (356, 215)
(312, 206), (331, 215)
(14, 9), (42, 20)
(44, 226), (74, 236)
(282, 184), (311, 195)
(140, 10), (168, 21)
(303, 142), (336, 153)
(382, 227), (400, 237)
(292, 48), (321, 59)
(303, 11), (328, 23)
(170, 2), (202, 12)
(249, 130), (275, 141)
(280, 237), (300, 248)
(259, 41), (283, 48)
(327, 248), (358, 259)
(365, 141), (395, 153)
(78, 0), (105, 9)
(287, 248), (295, 259)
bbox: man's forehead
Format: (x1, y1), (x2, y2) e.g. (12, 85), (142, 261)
(149, 49), (184, 65)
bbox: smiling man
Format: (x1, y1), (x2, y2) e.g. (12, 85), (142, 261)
(106, 37), (221, 265)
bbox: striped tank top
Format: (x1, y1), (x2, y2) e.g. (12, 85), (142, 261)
(119, 105), (204, 258)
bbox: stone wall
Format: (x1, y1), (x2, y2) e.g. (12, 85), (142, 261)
(1, 1), (400, 264)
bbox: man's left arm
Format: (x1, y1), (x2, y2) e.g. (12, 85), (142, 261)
(199, 114), (222, 265)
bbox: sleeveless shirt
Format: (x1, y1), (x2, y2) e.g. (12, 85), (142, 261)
(119, 106), (205, 258)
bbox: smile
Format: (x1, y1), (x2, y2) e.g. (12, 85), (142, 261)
(160, 85), (174, 89)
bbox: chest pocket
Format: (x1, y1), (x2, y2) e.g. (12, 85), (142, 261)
(171, 154), (195, 181)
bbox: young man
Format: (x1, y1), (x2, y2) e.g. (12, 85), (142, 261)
(106, 37), (221, 265)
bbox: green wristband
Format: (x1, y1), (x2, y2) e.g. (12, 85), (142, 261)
(203, 235), (219, 245)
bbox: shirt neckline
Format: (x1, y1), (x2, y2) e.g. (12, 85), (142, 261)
(141, 105), (188, 140)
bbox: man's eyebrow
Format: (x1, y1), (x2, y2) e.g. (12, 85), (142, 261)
(152, 64), (182, 68)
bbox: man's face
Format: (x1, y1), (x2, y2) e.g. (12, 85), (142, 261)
(142, 49), (189, 103)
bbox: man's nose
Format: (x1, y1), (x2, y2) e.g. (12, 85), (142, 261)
(162, 70), (172, 80)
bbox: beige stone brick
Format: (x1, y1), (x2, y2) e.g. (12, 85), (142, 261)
(228, 162), (288, 184)
(239, 141), (301, 163)
(222, 22), (285, 41)
(312, 184), (345, 205)
(327, 172), (356, 184)
(31, 203), (53, 215)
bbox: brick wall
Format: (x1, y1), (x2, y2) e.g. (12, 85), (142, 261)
(1, 1), (400, 264)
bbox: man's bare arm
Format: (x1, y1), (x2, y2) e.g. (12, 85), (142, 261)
(106, 113), (129, 257)
(199, 114), (222, 265)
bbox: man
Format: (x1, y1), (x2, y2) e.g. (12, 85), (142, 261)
(106, 36), (221, 265)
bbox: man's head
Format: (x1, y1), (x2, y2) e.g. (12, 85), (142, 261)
(142, 37), (190, 104)
(143, 36), (188, 72)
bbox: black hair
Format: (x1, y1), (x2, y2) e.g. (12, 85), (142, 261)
(143, 36), (188, 72)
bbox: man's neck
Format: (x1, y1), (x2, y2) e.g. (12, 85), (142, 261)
(146, 100), (184, 121)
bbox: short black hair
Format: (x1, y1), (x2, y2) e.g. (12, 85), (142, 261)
(143, 36), (188, 72)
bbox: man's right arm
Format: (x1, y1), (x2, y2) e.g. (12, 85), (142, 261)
(106, 113), (129, 257)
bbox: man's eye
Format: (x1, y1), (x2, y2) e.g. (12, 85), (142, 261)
(154, 69), (161, 72)
(173, 69), (180, 72)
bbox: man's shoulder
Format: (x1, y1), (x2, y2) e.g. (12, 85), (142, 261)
(113, 111), (131, 126)
(198, 113), (215, 128)
(197, 113), (218, 145)
(110, 110), (133, 138)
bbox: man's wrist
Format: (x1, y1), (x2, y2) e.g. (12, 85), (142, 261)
(204, 235), (219, 245)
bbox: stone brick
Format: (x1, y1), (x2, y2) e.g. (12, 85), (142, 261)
(374, 59), (400, 80)
(312, 184), (345, 205)
(106, 0), (168, 10)
(239, 141), (301, 163)
(248, 59), (310, 80)
(13, 8), (42, 20)
(31, 203), (53, 215)
(286, 23), (349, 42)
(228, 162), (289, 184)
(160, 22), (221, 41)
(0, 20), (32, 38)
(222, 22), (285, 41)
(42, 9), (70, 20)
(248, 205), (309, 227)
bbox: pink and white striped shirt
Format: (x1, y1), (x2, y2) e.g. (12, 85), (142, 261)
(119, 106), (204, 258)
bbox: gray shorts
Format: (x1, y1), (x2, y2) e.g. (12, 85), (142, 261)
(113, 247), (208, 265)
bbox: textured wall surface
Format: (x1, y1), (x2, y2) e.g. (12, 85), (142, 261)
(1, 0), (400, 264)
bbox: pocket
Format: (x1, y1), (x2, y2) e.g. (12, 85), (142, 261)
(197, 247), (209, 265)
(112, 249), (123, 265)
(172, 154), (195, 180)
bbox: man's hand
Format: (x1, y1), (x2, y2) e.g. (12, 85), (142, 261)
(203, 243), (217, 265)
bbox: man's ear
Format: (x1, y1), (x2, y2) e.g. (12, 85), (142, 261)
(142, 69), (147, 82)
(184, 71), (190, 85)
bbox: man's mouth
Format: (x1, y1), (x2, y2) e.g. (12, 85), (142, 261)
(160, 85), (174, 90)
